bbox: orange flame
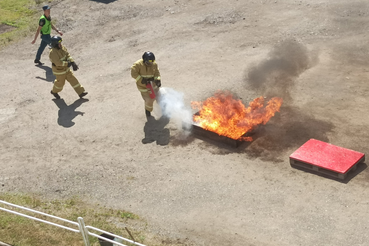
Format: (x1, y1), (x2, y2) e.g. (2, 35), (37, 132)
(191, 91), (283, 141)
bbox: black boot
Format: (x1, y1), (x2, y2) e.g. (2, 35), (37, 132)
(34, 59), (43, 66)
(145, 110), (151, 117)
(79, 92), (88, 98)
(50, 90), (60, 99)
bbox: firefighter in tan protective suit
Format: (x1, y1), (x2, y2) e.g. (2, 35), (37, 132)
(49, 36), (88, 99)
(131, 51), (161, 117)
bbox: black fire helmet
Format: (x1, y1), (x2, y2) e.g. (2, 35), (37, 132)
(142, 51), (155, 62)
(51, 36), (62, 48)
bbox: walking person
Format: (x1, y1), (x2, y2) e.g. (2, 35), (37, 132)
(31, 5), (63, 65)
(131, 51), (162, 118)
(49, 36), (88, 99)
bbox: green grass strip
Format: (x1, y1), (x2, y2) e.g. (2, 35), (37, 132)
(0, 0), (51, 49)
(0, 193), (148, 246)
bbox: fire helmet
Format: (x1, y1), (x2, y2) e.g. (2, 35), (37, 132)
(142, 51), (155, 63)
(51, 36), (62, 48)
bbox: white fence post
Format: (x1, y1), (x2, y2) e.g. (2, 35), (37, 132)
(77, 217), (91, 246)
(0, 199), (146, 246)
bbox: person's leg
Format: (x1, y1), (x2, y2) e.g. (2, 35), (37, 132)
(66, 71), (86, 96)
(43, 34), (51, 47)
(140, 92), (156, 116)
(35, 34), (50, 62)
(52, 74), (66, 93)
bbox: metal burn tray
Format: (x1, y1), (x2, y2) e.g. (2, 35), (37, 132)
(182, 113), (255, 148)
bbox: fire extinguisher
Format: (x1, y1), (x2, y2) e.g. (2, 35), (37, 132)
(146, 81), (156, 99)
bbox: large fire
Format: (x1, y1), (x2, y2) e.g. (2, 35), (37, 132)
(191, 91), (283, 141)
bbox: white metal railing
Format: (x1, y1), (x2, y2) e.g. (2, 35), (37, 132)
(0, 199), (146, 246)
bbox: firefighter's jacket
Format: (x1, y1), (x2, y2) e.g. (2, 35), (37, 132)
(131, 59), (161, 93)
(49, 46), (75, 76)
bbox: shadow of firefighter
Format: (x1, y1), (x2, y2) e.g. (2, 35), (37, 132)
(142, 116), (170, 146)
(53, 98), (88, 127)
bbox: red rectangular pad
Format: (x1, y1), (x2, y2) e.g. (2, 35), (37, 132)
(290, 139), (365, 174)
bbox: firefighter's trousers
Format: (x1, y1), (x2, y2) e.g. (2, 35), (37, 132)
(52, 71), (85, 96)
(140, 87), (160, 112)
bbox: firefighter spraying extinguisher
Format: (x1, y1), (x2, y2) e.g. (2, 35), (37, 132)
(131, 51), (161, 118)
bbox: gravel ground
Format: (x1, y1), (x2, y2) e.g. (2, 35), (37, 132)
(1, 0), (369, 245)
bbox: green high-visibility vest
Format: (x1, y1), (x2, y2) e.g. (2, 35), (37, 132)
(40, 15), (51, 35)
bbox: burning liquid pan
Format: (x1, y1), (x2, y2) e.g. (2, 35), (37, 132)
(187, 94), (282, 148)
(183, 113), (255, 148)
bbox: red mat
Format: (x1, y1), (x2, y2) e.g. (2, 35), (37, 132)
(290, 139), (365, 174)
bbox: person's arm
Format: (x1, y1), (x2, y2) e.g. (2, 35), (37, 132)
(65, 49), (79, 70)
(51, 23), (63, 36)
(131, 62), (143, 84)
(154, 65), (161, 80)
(64, 48), (74, 63)
(31, 26), (42, 44)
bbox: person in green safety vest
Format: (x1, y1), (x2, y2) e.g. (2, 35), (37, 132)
(31, 5), (63, 66)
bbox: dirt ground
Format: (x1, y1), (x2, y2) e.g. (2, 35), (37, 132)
(1, 0), (369, 245)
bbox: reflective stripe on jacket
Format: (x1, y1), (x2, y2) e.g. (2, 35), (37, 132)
(131, 59), (161, 92)
(49, 46), (75, 75)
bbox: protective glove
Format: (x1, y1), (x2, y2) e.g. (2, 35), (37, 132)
(67, 61), (72, 67)
(141, 78), (148, 85)
(155, 80), (161, 87)
(71, 62), (79, 71)
(147, 77), (154, 82)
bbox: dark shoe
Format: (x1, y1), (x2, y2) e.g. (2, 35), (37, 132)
(79, 92), (88, 98)
(50, 90), (60, 99)
(145, 110), (151, 117)
(34, 59), (43, 66)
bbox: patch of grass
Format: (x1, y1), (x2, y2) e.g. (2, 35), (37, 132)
(0, 0), (35, 23)
(0, 0), (52, 49)
(120, 211), (140, 220)
(0, 193), (182, 246)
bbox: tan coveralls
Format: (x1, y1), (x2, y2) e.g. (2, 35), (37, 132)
(131, 59), (161, 112)
(49, 46), (85, 96)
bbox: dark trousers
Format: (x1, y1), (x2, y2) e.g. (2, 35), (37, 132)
(35, 34), (51, 61)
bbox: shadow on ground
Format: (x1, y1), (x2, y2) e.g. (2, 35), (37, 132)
(35, 65), (55, 82)
(89, 0), (117, 4)
(53, 98), (89, 127)
(142, 116), (170, 146)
